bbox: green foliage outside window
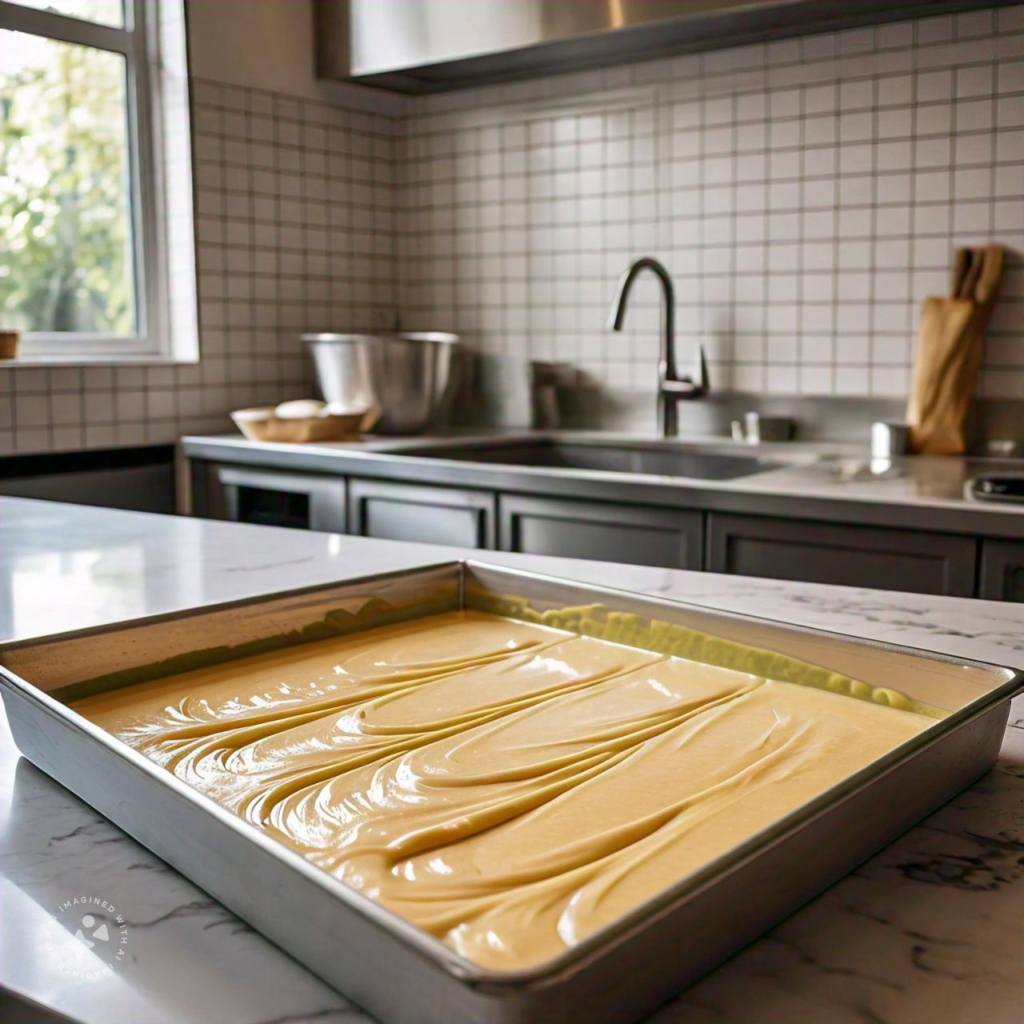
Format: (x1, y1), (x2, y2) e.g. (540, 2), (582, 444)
(0, 28), (136, 335)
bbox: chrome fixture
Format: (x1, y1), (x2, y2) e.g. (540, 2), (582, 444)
(731, 412), (796, 445)
(608, 256), (709, 439)
(870, 420), (911, 459)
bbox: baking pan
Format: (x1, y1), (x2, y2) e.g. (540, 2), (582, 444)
(1, 560), (1020, 1024)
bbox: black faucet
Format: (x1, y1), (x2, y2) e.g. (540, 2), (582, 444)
(608, 256), (709, 438)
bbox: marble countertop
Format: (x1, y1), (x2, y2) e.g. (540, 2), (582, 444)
(181, 430), (1024, 538)
(0, 496), (1021, 1024)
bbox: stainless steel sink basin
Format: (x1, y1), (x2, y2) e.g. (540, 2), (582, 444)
(401, 439), (783, 480)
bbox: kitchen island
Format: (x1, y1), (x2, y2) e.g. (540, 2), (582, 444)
(0, 496), (1021, 1024)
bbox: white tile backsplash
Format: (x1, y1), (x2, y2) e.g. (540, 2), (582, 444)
(398, 4), (1024, 422)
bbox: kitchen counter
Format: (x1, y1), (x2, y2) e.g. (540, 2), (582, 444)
(0, 496), (1021, 1024)
(181, 431), (1024, 538)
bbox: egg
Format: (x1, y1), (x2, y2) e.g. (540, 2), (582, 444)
(274, 399), (326, 420)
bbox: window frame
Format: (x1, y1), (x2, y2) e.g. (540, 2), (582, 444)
(0, 0), (194, 362)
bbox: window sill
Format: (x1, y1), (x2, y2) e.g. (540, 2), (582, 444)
(0, 354), (199, 368)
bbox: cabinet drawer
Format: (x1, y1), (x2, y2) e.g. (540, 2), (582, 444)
(204, 464), (347, 532)
(348, 479), (495, 549)
(500, 495), (702, 569)
(707, 513), (977, 596)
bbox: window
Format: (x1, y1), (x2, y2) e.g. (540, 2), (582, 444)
(0, 0), (196, 361)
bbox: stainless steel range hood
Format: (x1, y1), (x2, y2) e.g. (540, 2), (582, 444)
(315, 0), (1013, 94)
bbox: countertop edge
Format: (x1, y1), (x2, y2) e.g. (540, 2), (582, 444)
(180, 434), (1024, 540)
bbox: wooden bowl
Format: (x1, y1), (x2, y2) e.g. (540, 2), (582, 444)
(230, 407), (370, 443)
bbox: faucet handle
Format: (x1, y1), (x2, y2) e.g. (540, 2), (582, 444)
(694, 343), (709, 391)
(661, 344), (710, 398)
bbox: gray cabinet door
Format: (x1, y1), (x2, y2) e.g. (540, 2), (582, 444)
(348, 479), (495, 548)
(499, 494), (703, 569)
(707, 513), (977, 596)
(197, 463), (347, 533)
(979, 539), (1024, 601)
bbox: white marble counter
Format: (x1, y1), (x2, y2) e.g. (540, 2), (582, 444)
(0, 496), (1021, 1024)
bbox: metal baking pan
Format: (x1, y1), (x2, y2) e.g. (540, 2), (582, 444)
(1, 561), (1020, 1024)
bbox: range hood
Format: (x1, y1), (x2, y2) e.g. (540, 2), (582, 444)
(315, 0), (1013, 94)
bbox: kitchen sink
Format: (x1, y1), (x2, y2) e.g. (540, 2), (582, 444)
(400, 439), (784, 480)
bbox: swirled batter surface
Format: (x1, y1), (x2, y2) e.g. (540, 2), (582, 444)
(74, 610), (931, 970)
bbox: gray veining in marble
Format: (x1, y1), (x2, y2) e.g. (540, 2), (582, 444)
(0, 496), (1021, 1024)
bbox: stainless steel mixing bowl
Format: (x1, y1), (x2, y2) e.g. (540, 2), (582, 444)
(303, 332), (460, 435)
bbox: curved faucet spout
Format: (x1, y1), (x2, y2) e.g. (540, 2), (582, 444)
(608, 257), (675, 341)
(607, 256), (709, 438)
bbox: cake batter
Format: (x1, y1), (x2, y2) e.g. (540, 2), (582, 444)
(74, 609), (933, 969)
